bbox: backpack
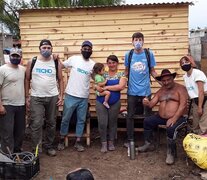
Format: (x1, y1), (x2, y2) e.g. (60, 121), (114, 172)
(29, 56), (59, 80)
(127, 48), (151, 84)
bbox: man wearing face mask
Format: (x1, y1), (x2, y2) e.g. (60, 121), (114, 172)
(180, 55), (207, 135)
(58, 41), (95, 152)
(124, 32), (159, 147)
(25, 39), (63, 156)
(0, 48), (26, 153)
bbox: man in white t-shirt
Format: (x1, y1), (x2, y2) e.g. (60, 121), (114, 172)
(25, 39), (64, 156)
(0, 48), (26, 153)
(58, 41), (95, 152)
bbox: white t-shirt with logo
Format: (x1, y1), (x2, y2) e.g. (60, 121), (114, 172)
(183, 68), (207, 99)
(31, 58), (59, 97)
(63, 55), (95, 98)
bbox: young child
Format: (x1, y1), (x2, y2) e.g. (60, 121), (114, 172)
(93, 63), (110, 108)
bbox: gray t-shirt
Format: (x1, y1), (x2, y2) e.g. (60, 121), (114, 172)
(0, 64), (25, 106)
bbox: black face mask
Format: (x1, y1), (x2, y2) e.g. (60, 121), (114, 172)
(81, 51), (92, 59)
(181, 64), (191, 72)
(10, 57), (21, 65)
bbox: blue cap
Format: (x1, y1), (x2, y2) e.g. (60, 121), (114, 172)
(82, 41), (93, 48)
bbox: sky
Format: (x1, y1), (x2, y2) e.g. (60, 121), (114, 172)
(125, 0), (207, 30)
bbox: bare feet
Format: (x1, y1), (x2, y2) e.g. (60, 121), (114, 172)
(103, 102), (110, 109)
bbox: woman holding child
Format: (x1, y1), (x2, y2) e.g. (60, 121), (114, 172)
(95, 55), (127, 153)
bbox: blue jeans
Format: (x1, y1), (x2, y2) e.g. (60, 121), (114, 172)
(144, 114), (187, 139)
(60, 94), (88, 137)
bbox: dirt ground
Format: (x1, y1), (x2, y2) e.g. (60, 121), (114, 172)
(22, 124), (207, 180)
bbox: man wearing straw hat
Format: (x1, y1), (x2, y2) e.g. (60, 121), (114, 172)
(138, 69), (188, 165)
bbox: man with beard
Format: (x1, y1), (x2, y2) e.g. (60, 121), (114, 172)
(137, 69), (188, 165)
(0, 48), (25, 153)
(58, 41), (95, 152)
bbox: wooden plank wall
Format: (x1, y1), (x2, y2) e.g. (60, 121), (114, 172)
(19, 4), (189, 116)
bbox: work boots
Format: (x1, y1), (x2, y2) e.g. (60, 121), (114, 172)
(137, 130), (153, 152)
(166, 138), (177, 165)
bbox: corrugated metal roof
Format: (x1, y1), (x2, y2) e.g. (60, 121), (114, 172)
(19, 1), (193, 11)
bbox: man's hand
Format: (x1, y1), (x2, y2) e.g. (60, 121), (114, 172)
(197, 107), (203, 117)
(166, 117), (177, 127)
(56, 95), (63, 106)
(53, 53), (59, 61)
(142, 97), (150, 106)
(0, 105), (6, 115)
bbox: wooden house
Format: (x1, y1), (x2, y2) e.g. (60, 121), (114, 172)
(19, 2), (192, 116)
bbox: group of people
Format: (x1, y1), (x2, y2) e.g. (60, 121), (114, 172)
(0, 39), (64, 156)
(0, 32), (207, 166)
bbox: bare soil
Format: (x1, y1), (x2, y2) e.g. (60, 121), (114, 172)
(22, 125), (205, 180)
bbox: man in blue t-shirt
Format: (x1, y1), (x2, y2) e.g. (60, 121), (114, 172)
(124, 32), (158, 144)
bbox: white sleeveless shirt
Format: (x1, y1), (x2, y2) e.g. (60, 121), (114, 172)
(31, 58), (59, 97)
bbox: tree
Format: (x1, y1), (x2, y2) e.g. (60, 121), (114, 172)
(0, 0), (37, 39)
(0, 0), (124, 39)
(0, 0), (20, 39)
(39, 0), (69, 7)
(38, 0), (124, 7)
(75, 0), (123, 6)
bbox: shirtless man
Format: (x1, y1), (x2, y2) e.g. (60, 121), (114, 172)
(137, 69), (188, 165)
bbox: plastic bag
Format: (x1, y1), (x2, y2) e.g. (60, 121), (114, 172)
(183, 133), (207, 170)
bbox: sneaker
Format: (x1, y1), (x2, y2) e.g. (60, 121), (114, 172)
(103, 102), (110, 109)
(74, 141), (85, 152)
(137, 141), (151, 152)
(108, 141), (115, 151)
(57, 138), (65, 151)
(101, 142), (107, 153)
(47, 148), (57, 156)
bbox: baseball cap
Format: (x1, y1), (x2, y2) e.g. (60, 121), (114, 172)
(82, 41), (93, 48)
(10, 48), (22, 56)
(39, 39), (52, 48)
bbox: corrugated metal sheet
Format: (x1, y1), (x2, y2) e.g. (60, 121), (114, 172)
(19, 1), (193, 11)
